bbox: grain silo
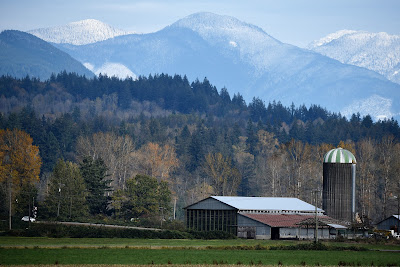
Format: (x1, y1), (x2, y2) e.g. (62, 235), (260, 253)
(323, 147), (356, 223)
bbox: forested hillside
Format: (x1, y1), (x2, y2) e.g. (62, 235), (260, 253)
(0, 73), (399, 226)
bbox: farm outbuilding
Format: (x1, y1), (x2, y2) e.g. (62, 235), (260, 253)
(184, 196), (346, 239)
(376, 215), (400, 233)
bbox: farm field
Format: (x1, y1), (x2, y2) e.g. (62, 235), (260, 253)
(1, 237), (400, 266)
(1, 236), (400, 250)
(1, 247), (400, 266)
(0, 237), (306, 248)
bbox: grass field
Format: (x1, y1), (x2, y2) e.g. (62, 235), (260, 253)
(1, 237), (400, 266)
(1, 247), (400, 266)
(1, 236), (400, 250)
(0, 237), (305, 248)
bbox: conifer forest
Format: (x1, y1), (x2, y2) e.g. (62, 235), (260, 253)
(0, 72), (399, 227)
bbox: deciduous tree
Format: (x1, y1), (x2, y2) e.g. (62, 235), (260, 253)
(76, 132), (135, 190)
(135, 142), (179, 182)
(203, 152), (241, 196)
(0, 129), (41, 229)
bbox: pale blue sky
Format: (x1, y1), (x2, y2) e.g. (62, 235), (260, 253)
(1, 0), (399, 47)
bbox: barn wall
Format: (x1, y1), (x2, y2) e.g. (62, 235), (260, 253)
(280, 228), (333, 239)
(237, 214), (271, 239)
(185, 209), (237, 234)
(186, 197), (235, 210)
(377, 217), (400, 231)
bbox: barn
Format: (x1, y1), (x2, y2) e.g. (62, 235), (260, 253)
(184, 196), (346, 239)
(376, 215), (400, 233)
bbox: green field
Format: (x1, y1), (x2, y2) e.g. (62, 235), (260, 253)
(1, 247), (400, 266)
(1, 237), (400, 266)
(0, 237), (304, 248)
(1, 236), (400, 250)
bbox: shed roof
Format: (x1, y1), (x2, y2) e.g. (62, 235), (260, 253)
(211, 196), (323, 212)
(241, 214), (314, 227)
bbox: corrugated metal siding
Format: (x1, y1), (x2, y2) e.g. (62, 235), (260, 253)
(323, 163), (354, 222)
(238, 214), (270, 237)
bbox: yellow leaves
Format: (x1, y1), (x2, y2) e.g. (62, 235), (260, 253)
(0, 129), (41, 189)
(203, 152), (241, 196)
(186, 182), (215, 204)
(256, 130), (279, 156)
(338, 140), (356, 155)
(136, 142), (179, 181)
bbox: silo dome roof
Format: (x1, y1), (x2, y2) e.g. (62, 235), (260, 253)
(324, 147), (356, 164)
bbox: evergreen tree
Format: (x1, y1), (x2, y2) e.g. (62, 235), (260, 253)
(80, 156), (111, 215)
(40, 131), (61, 173)
(42, 159), (88, 219)
(246, 120), (257, 155)
(123, 174), (159, 218)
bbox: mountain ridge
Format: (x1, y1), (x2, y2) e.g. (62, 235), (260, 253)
(0, 30), (94, 80)
(308, 30), (400, 85)
(51, 13), (400, 121)
(28, 19), (132, 45)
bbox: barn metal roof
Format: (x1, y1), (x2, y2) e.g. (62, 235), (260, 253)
(242, 214), (316, 227)
(323, 147), (356, 164)
(211, 196), (323, 212)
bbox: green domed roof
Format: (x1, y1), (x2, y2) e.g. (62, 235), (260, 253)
(324, 147), (356, 164)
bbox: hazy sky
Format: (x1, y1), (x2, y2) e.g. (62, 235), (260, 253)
(1, 0), (399, 47)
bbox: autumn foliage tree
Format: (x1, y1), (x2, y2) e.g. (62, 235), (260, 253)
(135, 142), (179, 182)
(203, 152), (241, 196)
(0, 129), (41, 228)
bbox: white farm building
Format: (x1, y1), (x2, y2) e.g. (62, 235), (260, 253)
(184, 196), (347, 239)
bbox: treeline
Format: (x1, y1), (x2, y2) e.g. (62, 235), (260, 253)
(1, 72), (399, 144)
(0, 73), (400, 226)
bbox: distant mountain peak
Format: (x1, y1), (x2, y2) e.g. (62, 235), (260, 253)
(69, 19), (106, 26)
(28, 19), (132, 45)
(308, 30), (400, 85)
(170, 12), (279, 45)
(52, 13), (400, 121)
(308, 29), (358, 47)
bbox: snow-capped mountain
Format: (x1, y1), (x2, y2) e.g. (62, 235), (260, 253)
(28, 19), (131, 45)
(47, 13), (400, 120)
(308, 30), (400, 85)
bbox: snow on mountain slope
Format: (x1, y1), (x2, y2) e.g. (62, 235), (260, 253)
(170, 12), (283, 74)
(84, 62), (137, 79)
(308, 30), (357, 47)
(341, 95), (395, 121)
(308, 30), (400, 84)
(28, 19), (131, 45)
(54, 13), (400, 121)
